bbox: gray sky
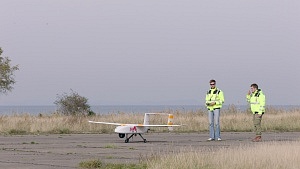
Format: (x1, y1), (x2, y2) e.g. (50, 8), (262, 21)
(1, 1), (299, 106)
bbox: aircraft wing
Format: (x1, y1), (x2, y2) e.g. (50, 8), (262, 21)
(89, 120), (184, 127)
(139, 124), (182, 127)
(88, 121), (123, 126)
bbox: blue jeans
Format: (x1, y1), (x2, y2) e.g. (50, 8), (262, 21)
(208, 109), (220, 139)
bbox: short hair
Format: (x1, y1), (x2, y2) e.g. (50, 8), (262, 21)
(209, 79), (216, 84)
(250, 83), (258, 89)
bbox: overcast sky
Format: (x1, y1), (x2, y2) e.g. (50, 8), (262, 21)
(1, 1), (299, 106)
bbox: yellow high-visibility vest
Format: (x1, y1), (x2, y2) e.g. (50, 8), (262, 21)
(205, 88), (225, 111)
(246, 89), (266, 114)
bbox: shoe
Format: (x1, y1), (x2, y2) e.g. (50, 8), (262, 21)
(217, 138), (222, 141)
(207, 138), (214, 141)
(252, 136), (262, 142)
(252, 136), (258, 142)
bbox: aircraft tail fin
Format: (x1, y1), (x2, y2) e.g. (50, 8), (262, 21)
(143, 113), (150, 126)
(167, 114), (174, 131)
(143, 113), (176, 131)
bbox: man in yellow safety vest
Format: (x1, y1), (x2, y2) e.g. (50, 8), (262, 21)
(205, 79), (225, 141)
(246, 83), (266, 142)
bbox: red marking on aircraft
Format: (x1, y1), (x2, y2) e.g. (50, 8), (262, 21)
(130, 126), (137, 132)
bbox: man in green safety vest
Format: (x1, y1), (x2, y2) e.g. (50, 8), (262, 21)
(205, 79), (225, 141)
(246, 83), (266, 142)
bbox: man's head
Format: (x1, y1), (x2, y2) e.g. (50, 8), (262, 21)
(209, 79), (216, 89)
(250, 83), (258, 93)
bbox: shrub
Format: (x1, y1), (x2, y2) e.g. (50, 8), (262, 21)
(54, 89), (95, 116)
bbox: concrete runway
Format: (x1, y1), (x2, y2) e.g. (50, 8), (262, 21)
(0, 132), (299, 169)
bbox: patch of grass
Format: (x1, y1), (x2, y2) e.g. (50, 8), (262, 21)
(104, 144), (117, 149)
(8, 129), (27, 135)
(100, 128), (109, 134)
(22, 141), (38, 144)
(129, 147), (136, 150)
(50, 128), (71, 134)
(1, 106), (300, 135)
(147, 141), (300, 169)
(79, 159), (147, 169)
(103, 163), (147, 169)
(58, 128), (71, 134)
(79, 159), (102, 168)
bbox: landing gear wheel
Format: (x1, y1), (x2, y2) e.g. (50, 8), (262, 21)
(143, 139), (147, 143)
(125, 139), (129, 143)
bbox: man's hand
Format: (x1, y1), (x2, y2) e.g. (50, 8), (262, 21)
(209, 102), (216, 106)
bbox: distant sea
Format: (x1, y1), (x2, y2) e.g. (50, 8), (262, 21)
(0, 105), (299, 115)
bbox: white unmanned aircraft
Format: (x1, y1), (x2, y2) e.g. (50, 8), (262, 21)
(88, 113), (181, 143)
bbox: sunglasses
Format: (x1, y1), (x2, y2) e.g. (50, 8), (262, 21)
(210, 83), (215, 85)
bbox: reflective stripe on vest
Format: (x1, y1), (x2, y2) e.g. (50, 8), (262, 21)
(250, 89), (261, 104)
(208, 89), (220, 95)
